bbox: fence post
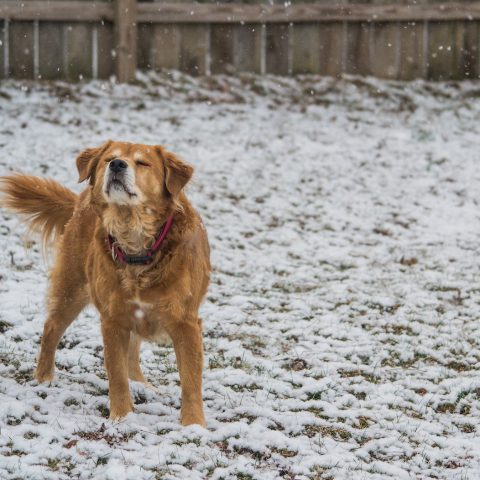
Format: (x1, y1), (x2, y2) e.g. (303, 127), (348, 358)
(115, 0), (137, 82)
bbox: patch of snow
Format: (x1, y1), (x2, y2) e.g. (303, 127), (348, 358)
(0, 72), (480, 478)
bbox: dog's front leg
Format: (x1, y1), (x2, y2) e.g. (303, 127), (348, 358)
(101, 319), (134, 420)
(167, 316), (205, 427)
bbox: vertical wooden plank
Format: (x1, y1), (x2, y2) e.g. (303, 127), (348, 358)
(318, 22), (345, 77)
(151, 25), (180, 71)
(2, 20), (7, 79)
(266, 24), (289, 75)
(115, 0), (137, 82)
(9, 21), (34, 79)
(38, 22), (63, 80)
(346, 22), (372, 76)
(97, 21), (114, 79)
(137, 23), (152, 70)
(179, 25), (209, 76)
(33, 20), (39, 79)
(211, 24), (234, 74)
(65, 23), (92, 81)
(460, 21), (478, 79)
(234, 24), (262, 73)
(427, 21), (463, 81)
(370, 23), (401, 79)
(399, 21), (426, 80)
(0, 20), (4, 79)
(451, 22), (468, 81)
(292, 23), (320, 74)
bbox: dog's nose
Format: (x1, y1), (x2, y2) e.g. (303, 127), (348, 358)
(109, 159), (128, 173)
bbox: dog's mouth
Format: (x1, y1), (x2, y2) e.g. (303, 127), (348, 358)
(105, 176), (137, 198)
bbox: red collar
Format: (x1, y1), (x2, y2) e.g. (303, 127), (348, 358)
(106, 214), (174, 265)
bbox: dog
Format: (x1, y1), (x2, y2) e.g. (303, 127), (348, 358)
(0, 141), (211, 426)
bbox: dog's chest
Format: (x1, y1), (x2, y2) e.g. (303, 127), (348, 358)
(129, 296), (171, 344)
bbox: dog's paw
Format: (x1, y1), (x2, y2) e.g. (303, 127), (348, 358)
(34, 369), (54, 383)
(181, 413), (206, 428)
(109, 404), (134, 421)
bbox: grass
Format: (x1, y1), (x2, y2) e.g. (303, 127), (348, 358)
(64, 397), (79, 407)
(0, 320), (12, 333)
(380, 351), (431, 368)
(338, 369), (381, 384)
(229, 383), (261, 393)
(96, 404), (110, 419)
(208, 351), (253, 372)
(74, 424), (135, 447)
(304, 425), (352, 442)
(3, 441), (26, 458)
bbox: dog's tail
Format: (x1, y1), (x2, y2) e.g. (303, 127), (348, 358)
(0, 174), (78, 249)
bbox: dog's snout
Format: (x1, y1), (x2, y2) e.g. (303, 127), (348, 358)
(109, 159), (128, 173)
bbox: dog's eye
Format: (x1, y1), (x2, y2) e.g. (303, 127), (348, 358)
(135, 160), (150, 167)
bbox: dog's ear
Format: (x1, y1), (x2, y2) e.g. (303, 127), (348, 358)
(76, 140), (112, 184)
(159, 148), (193, 196)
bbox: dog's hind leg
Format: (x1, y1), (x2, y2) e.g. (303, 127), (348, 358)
(128, 333), (147, 383)
(35, 262), (88, 383)
(127, 333), (159, 393)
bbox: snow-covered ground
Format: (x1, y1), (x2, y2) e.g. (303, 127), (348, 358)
(0, 72), (480, 479)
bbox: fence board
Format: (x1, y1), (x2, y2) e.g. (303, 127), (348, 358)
(318, 22), (344, 77)
(39, 22), (63, 79)
(9, 21), (34, 79)
(97, 21), (114, 78)
(370, 22), (401, 79)
(346, 22), (371, 75)
(427, 21), (462, 80)
(179, 24), (209, 75)
(450, 22), (468, 80)
(136, 2), (480, 24)
(0, 1), (113, 22)
(266, 24), (289, 74)
(399, 22), (426, 80)
(211, 24), (234, 74)
(462, 21), (479, 78)
(292, 23), (320, 74)
(115, 0), (136, 82)
(0, 20), (4, 78)
(2, 2), (480, 24)
(234, 24), (262, 73)
(64, 23), (92, 80)
(137, 23), (152, 70)
(151, 24), (180, 71)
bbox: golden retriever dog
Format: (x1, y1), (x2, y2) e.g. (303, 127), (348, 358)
(0, 141), (210, 426)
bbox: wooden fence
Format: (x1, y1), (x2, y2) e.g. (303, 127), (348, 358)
(0, 1), (480, 82)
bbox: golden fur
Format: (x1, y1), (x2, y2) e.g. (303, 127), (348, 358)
(0, 141), (211, 426)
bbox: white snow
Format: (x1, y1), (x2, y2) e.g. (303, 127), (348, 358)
(0, 71), (480, 479)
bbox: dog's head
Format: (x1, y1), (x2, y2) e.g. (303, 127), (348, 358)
(76, 140), (193, 213)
